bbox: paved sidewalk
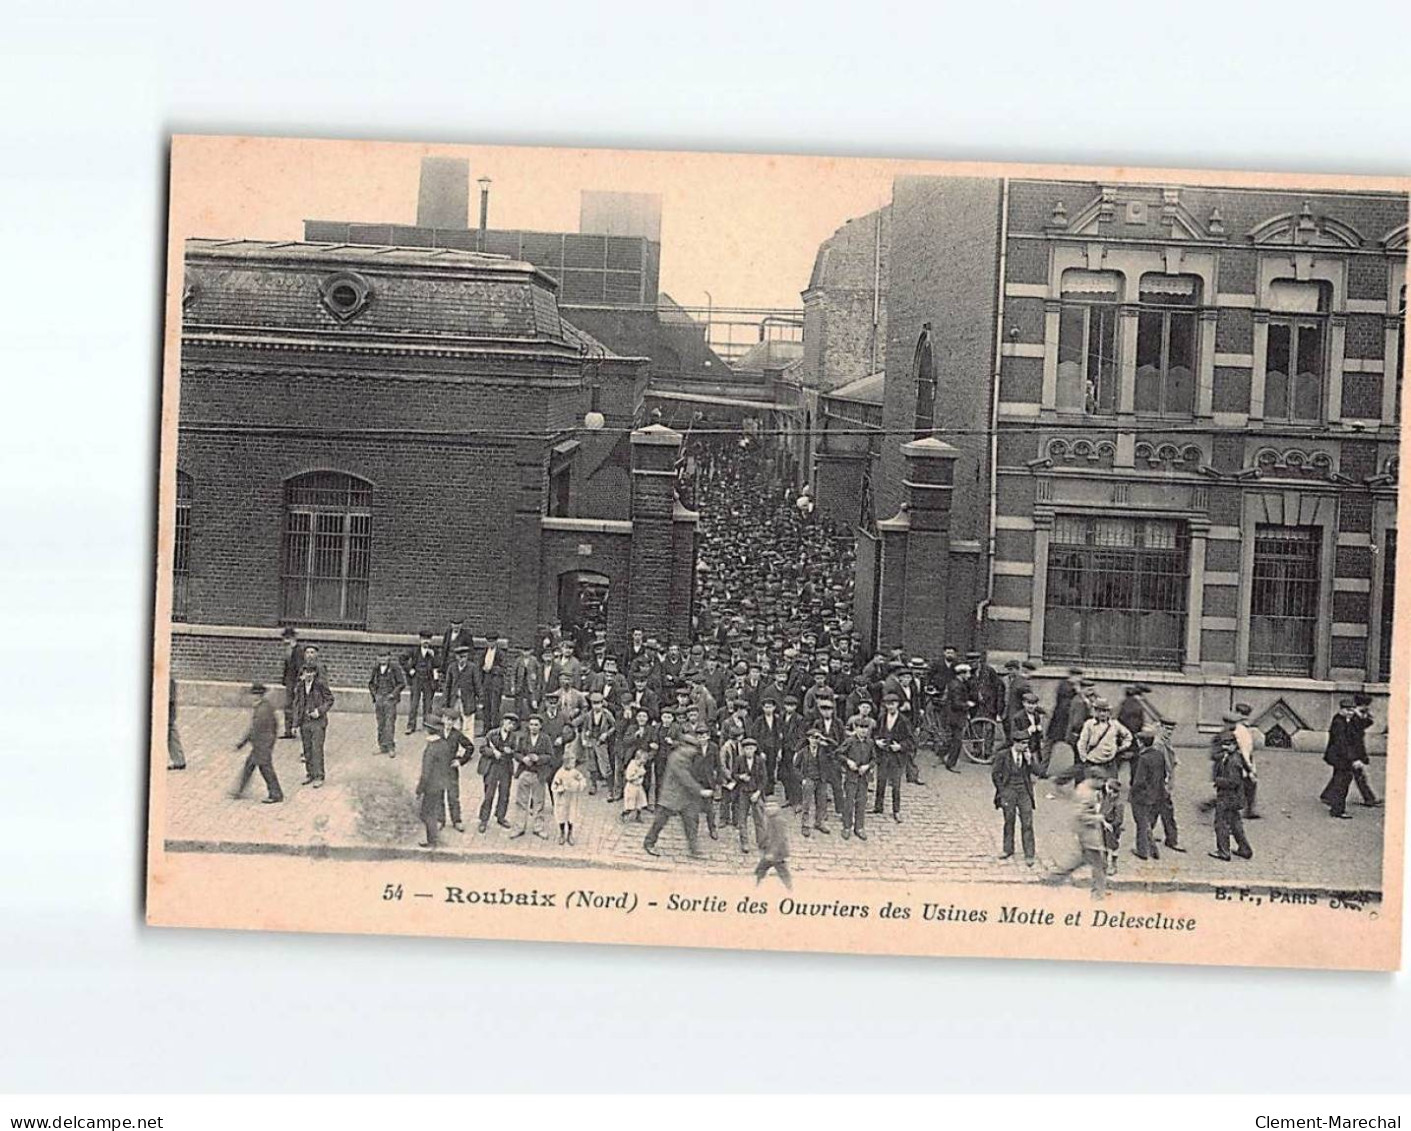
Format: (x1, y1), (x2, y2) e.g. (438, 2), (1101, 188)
(163, 705), (1388, 894)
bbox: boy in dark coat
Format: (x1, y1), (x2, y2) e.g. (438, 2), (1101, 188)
(1210, 733), (1254, 860)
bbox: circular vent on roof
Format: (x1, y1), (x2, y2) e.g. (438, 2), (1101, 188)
(318, 272), (372, 322)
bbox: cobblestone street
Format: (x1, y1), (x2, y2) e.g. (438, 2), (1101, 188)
(165, 704), (1387, 895)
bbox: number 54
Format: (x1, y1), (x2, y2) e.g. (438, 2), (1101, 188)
(383, 883), (403, 901)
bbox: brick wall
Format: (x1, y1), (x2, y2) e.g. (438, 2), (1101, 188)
(801, 206), (890, 393)
(879, 176), (1001, 546)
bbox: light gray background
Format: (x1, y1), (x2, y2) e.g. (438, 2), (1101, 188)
(3, 0), (1409, 1093)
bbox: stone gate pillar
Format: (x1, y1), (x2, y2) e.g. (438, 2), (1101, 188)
(876, 436), (959, 656)
(629, 423), (696, 644)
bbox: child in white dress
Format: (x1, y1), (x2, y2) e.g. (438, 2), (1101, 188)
(551, 748), (588, 845)
(621, 751), (650, 822)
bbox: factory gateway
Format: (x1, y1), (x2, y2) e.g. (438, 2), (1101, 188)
(165, 167), (1407, 749)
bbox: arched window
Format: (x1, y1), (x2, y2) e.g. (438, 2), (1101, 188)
(1135, 273), (1201, 417)
(912, 324), (936, 439)
(173, 471), (193, 622)
(281, 471), (372, 626)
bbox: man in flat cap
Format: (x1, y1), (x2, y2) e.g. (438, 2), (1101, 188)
(232, 682), (282, 803)
(367, 647), (408, 757)
(1321, 697), (1374, 820)
(872, 691), (913, 822)
(1128, 726), (1168, 861)
(643, 733), (713, 859)
(939, 661), (973, 773)
(478, 630), (507, 733)
(403, 629), (440, 735)
(439, 617), (473, 687)
(444, 643), (479, 728)
(510, 713), (557, 839)
(992, 737), (1039, 865)
(477, 710), (518, 833)
(1230, 703), (1260, 818)
(1076, 696), (1131, 782)
(291, 660), (334, 787)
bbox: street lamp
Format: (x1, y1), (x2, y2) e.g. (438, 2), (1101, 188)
(702, 290), (712, 347)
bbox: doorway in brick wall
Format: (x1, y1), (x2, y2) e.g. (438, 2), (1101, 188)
(559, 570), (610, 655)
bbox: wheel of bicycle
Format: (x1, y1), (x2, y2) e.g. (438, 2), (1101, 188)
(961, 716), (998, 765)
(919, 707), (945, 750)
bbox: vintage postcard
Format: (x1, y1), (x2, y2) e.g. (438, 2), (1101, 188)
(147, 134), (1408, 969)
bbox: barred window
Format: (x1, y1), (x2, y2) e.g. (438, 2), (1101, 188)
(1135, 274), (1199, 417)
(1056, 270), (1121, 416)
(1043, 515), (1188, 669)
(280, 471), (371, 627)
(1249, 524), (1320, 676)
(173, 471), (192, 622)
(1264, 280), (1329, 424)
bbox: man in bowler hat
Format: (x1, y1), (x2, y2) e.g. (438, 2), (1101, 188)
(233, 683), (282, 803)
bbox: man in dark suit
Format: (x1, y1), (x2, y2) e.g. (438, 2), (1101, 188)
(991, 737), (1038, 864)
(477, 711), (518, 832)
(290, 662), (334, 787)
(1128, 728), (1168, 860)
(750, 697), (785, 796)
(516, 639), (556, 722)
(439, 618), (473, 689)
(928, 644), (960, 710)
(1048, 668), (1083, 747)
(232, 682), (282, 803)
(1006, 691), (1049, 775)
(279, 628), (306, 738)
(939, 663), (973, 772)
(402, 630), (439, 735)
(872, 692), (913, 823)
(415, 711), (459, 849)
(776, 694), (807, 808)
(1320, 697), (1374, 819)
(367, 649), (407, 756)
(643, 737), (713, 858)
(1003, 659), (1039, 725)
(811, 695), (847, 817)
(478, 631), (507, 732)
(445, 644), (479, 725)
(1350, 692), (1383, 808)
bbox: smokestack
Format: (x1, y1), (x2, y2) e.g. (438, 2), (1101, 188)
(416, 157), (470, 229)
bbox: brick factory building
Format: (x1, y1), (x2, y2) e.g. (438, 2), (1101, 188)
(826, 176), (1406, 742)
(170, 238), (697, 692)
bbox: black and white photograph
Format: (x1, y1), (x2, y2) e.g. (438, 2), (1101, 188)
(146, 136), (1408, 970)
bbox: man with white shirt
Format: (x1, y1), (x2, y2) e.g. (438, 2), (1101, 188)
(1230, 703), (1259, 819)
(1076, 698), (1132, 782)
(478, 631), (507, 733)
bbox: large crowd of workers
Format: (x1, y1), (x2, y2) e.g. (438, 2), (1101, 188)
(210, 430), (1382, 895)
